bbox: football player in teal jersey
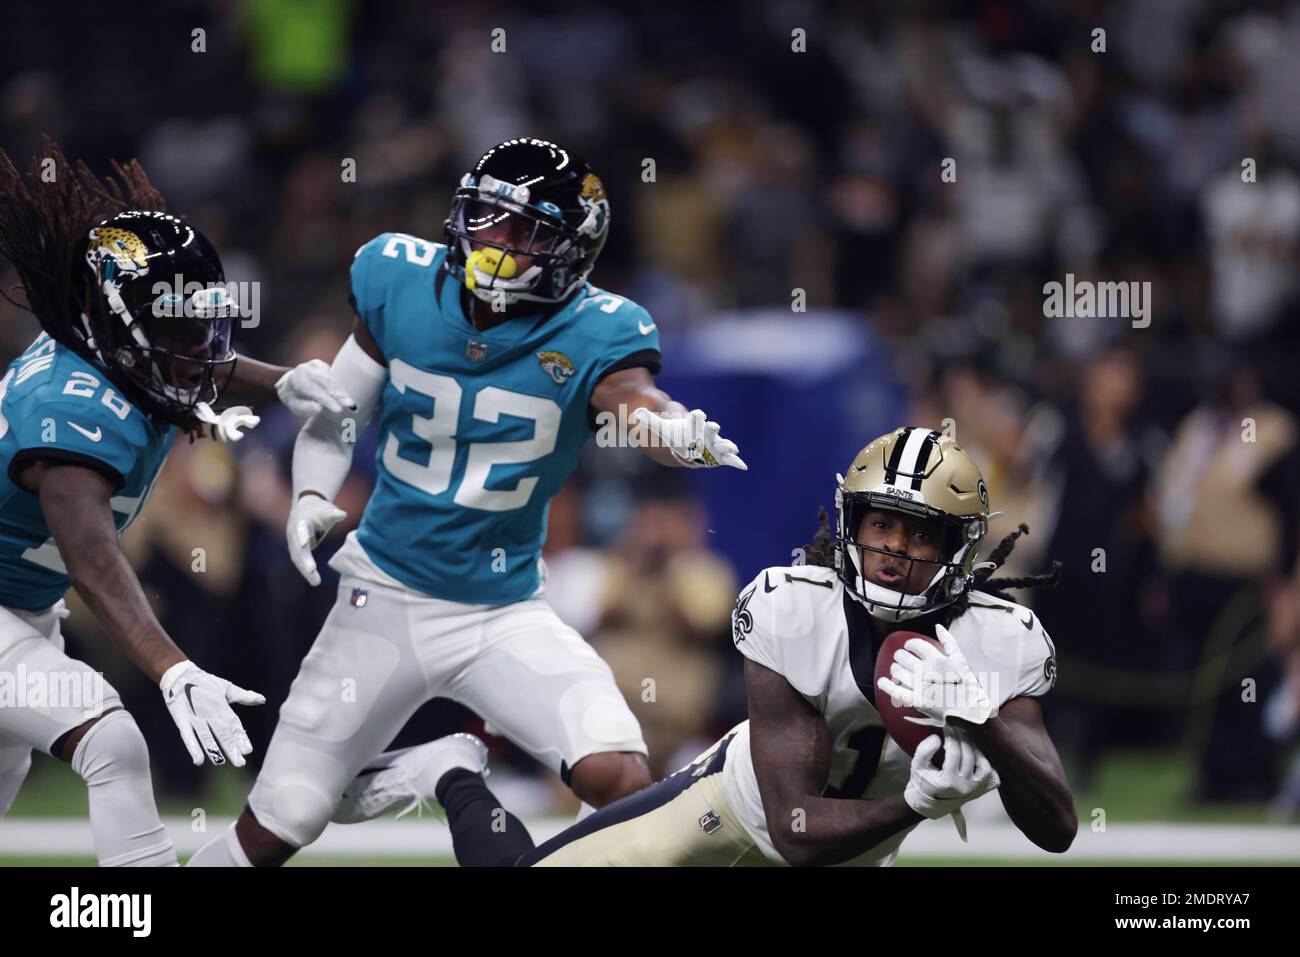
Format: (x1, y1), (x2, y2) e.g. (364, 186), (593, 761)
(0, 147), (355, 865)
(194, 138), (748, 866)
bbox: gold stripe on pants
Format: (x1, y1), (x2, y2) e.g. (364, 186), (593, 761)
(534, 764), (758, 866)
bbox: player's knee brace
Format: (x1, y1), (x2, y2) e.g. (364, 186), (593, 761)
(71, 710), (176, 867)
(71, 709), (151, 784)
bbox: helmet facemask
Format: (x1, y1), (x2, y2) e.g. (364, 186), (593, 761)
(444, 184), (595, 307)
(834, 484), (986, 622)
(446, 190), (583, 306)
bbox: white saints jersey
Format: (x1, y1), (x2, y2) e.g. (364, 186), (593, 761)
(720, 563), (1056, 866)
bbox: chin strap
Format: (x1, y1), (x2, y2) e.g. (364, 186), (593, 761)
(78, 313), (103, 361)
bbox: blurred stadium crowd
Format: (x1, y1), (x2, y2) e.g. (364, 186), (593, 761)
(2, 0), (1299, 817)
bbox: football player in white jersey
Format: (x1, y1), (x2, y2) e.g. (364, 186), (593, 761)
(377, 427), (1076, 865)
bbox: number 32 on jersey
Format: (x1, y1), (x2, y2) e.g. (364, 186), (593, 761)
(383, 359), (560, 513)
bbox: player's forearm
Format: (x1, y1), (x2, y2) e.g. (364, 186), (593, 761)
(220, 354), (286, 406)
(633, 396), (689, 467)
(292, 334), (386, 500)
(767, 793), (922, 867)
(592, 377), (687, 467)
(64, 540), (186, 682)
(954, 715), (1076, 851)
(624, 395), (689, 467)
(39, 464), (187, 681)
(292, 414), (357, 501)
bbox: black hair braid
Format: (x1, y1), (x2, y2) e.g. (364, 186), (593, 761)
(947, 522), (1061, 621)
(976, 522), (1030, 580)
(0, 141), (208, 434)
(801, 506), (837, 568)
(0, 139), (166, 354)
(979, 562), (1063, 600)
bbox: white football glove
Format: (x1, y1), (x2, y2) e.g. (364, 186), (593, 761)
(287, 493), (348, 586)
(904, 728), (1000, 840)
(631, 407), (748, 470)
(275, 359), (358, 418)
(159, 661), (265, 768)
(194, 402), (260, 443)
(876, 623), (996, 726)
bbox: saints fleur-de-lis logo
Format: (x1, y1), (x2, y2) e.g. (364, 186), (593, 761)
(731, 585), (756, 645)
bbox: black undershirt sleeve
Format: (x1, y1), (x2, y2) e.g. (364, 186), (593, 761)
(587, 349), (663, 430)
(7, 448), (126, 494)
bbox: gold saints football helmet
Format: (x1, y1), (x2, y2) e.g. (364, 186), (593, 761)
(835, 427), (991, 621)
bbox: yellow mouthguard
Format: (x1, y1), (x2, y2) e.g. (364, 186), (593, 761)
(465, 248), (518, 290)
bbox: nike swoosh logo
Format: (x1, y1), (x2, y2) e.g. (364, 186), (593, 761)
(1022, 613), (1034, 630)
(763, 572), (777, 593)
(68, 421), (102, 442)
(638, 320), (656, 335)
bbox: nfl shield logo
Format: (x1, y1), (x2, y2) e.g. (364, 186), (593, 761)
(466, 339), (488, 362)
(350, 588), (368, 608)
(698, 810), (722, 834)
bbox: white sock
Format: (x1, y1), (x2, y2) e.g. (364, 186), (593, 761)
(187, 821), (253, 867)
(71, 710), (177, 867)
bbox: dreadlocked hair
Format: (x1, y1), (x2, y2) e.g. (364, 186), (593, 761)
(945, 522), (1061, 624)
(801, 506), (836, 568)
(0, 139), (166, 356)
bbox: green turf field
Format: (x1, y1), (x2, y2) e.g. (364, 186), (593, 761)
(7, 744), (1278, 823)
(2, 746), (1293, 866)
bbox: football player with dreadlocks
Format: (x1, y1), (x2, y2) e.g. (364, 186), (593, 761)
(0, 146), (355, 866)
(189, 138), (747, 867)
(389, 428), (1075, 866)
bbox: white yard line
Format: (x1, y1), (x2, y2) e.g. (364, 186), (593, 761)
(1, 817), (1298, 861)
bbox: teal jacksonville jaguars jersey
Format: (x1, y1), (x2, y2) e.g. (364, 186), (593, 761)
(0, 334), (176, 611)
(351, 233), (662, 604)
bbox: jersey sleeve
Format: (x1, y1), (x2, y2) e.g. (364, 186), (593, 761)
(592, 298), (662, 383)
(1015, 614), (1058, 698)
(731, 571), (783, 675)
(6, 376), (151, 492)
(730, 566), (838, 699)
(349, 233), (394, 354)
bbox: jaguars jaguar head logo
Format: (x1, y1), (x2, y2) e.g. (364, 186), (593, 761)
(86, 226), (151, 281)
(537, 350), (576, 385)
(576, 173), (610, 239)
(85, 226), (154, 326)
(580, 173), (606, 203)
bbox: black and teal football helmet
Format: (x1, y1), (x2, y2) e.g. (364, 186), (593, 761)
(443, 138), (611, 307)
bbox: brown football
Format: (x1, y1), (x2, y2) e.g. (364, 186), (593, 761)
(874, 630), (945, 761)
